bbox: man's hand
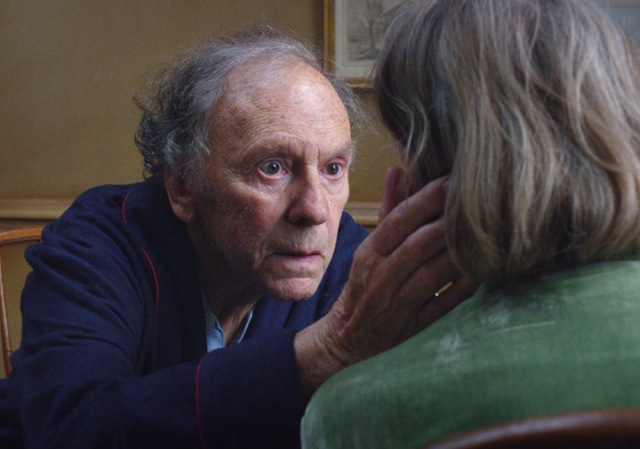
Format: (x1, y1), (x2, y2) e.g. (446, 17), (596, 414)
(294, 167), (477, 397)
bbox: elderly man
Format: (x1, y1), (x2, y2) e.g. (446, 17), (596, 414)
(0, 27), (473, 449)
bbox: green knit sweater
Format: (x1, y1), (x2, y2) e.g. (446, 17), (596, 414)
(302, 260), (640, 449)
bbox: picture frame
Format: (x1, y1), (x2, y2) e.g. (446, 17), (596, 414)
(323, 0), (410, 88)
(322, 0), (640, 88)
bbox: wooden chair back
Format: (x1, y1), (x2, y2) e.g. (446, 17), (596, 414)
(423, 409), (640, 449)
(0, 227), (42, 377)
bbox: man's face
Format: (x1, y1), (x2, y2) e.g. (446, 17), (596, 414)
(173, 60), (352, 303)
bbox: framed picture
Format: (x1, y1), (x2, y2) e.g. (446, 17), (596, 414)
(324, 0), (410, 88)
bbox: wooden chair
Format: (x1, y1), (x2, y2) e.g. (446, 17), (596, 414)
(423, 409), (640, 449)
(0, 227), (42, 377)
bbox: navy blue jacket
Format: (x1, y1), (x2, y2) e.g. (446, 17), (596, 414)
(0, 179), (368, 449)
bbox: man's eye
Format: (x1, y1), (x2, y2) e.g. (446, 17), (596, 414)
(324, 163), (343, 177)
(259, 160), (283, 176)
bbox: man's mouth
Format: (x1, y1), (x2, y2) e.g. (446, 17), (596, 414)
(277, 250), (321, 258)
(273, 250), (323, 266)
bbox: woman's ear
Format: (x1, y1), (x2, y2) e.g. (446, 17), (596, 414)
(165, 171), (197, 223)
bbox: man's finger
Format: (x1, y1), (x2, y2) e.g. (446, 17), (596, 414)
(383, 219), (448, 286)
(379, 165), (405, 221)
(371, 176), (449, 256)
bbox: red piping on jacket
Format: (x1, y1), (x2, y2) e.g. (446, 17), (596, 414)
(121, 188), (160, 316)
(195, 358), (206, 449)
(121, 190), (132, 224)
(140, 246), (160, 316)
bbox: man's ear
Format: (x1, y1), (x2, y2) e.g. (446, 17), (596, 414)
(165, 171), (197, 223)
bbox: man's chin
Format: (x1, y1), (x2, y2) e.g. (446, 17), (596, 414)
(265, 277), (322, 302)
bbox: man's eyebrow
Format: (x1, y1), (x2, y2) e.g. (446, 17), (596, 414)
(337, 143), (356, 160)
(244, 138), (355, 155)
(333, 142), (355, 156)
(233, 139), (287, 161)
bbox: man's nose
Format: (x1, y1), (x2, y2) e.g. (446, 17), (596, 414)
(287, 173), (329, 226)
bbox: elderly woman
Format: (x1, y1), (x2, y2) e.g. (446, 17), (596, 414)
(301, 0), (640, 448)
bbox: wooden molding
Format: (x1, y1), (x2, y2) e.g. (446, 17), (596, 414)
(0, 198), (73, 221)
(345, 201), (380, 227)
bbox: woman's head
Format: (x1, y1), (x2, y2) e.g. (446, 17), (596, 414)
(375, 0), (640, 285)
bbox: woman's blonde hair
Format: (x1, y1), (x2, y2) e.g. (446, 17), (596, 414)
(375, 0), (640, 285)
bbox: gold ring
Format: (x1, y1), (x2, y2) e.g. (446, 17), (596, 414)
(435, 281), (453, 298)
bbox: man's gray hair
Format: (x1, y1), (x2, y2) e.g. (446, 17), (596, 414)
(135, 26), (362, 189)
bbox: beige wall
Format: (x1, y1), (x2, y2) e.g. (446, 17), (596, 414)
(0, 0), (397, 221)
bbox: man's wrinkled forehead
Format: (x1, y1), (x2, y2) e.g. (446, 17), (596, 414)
(209, 58), (300, 133)
(208, 57), (349, 145)
(230, 56), (306, 90)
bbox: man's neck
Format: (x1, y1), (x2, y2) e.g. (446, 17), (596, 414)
(189, 227), (260, 344)
(213, 300), (254, 346)
(199, 275), (258, 345)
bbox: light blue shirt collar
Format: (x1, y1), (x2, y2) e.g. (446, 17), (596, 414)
(202, 296), (254, 352)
